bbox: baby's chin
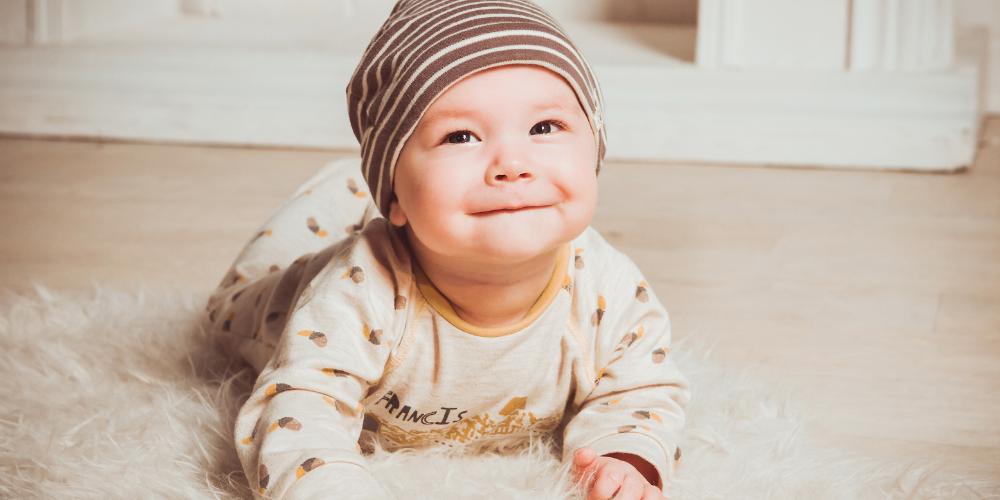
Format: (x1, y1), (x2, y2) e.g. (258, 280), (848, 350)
(459, 219), (578, 262)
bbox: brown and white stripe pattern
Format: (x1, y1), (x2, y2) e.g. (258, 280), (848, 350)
(348, 0), (607, 216)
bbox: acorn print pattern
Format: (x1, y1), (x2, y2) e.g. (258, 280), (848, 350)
(675, 447), (682, 463)
(296, 458), (325, 479)
(321, 368), (349, 377)
(636, 281), (650, 303)
(562, 275), (573, 293)
(251, 229), (273, 244)
(620, 326), (644, 348)
(269, 264), (281, 273)
(632, 410), (663, 423)
(591, 295), (606, 326)
(347, 178), (368, 198)
(307, 217), (328, 237)
(346, 223), (363, 234)
(652, 347), (668, 364)
(242, 426), (258, 445)
(297, 330), (328, 347)
(323, 395), (339, 411)
(340, 266), (365, 283)
(224, 271), (245, 288)
(265, 383), (293, 396)
(231, 290), (243, 302)
(269, 417), (302, 433)
(266, 311), (284, 323)
(394, 295), (407, 310)
(222, 311), (235, 332)
(259, 464), (269, 494)
(575, 248), (585, 269)
(363, 324), (383, 345)
(618, 424), (651, 433)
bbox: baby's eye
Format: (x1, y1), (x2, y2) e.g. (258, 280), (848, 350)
(529, 121), (558, 135)
(446, 131), (477, 144)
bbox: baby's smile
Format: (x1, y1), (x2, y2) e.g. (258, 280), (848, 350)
(472, 205), (549, 215)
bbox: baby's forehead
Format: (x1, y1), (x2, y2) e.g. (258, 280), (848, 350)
(419, 65), (586, 122)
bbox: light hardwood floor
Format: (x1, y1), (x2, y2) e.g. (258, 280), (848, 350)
(1, 120), (998, 483)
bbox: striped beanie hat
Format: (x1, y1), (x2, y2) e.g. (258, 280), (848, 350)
(347, 0), (607, 216)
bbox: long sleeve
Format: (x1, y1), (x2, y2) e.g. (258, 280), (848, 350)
(563, 233), (690, 488)
(233, 220), (412, 500)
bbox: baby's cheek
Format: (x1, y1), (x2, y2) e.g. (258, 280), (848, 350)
(561, 175), (598, 225)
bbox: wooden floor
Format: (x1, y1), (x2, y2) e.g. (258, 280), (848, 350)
(1, 120), (998, 483)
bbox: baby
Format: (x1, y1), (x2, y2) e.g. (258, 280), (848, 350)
(207, 1), (690, 499)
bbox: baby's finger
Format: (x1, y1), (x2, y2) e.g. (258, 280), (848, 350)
(573, 447), (598, 485)
(643, 483), (664, 499)
(612, 474), (648, 500)
(573, 447), (597, 470)
(589, 465), (624, 500)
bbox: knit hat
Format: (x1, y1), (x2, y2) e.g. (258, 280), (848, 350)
(347, 0), (607, 216)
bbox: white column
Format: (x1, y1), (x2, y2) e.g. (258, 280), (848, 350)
(850, 0), (954, 72)
(27, 0), (67, 44)
(697, 0), (850, 70)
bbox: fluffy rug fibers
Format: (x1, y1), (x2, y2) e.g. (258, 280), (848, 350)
(0, 286), (993, 499)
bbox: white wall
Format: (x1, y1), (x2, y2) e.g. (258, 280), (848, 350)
(0, 0), (178, 44)
(180, 0), (391, 20)
(179, 0), (699, 24)
(59, 0), (178, 40)
(955, 0), (1000, 113)
(0, 0), (28, 44)
(536, 0), (698, 24)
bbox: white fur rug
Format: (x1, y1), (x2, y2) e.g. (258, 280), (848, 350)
(1, 286), (994, 499)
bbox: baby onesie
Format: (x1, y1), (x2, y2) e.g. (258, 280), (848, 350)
(208, 158), (690, 500)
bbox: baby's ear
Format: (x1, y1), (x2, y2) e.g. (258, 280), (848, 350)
(388, 195), (408, 227)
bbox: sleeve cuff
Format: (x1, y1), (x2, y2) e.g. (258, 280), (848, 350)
(581, 433), (673, 489)
(282, 462), (386, 500)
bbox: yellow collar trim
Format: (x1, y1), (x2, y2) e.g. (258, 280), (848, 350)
(412, 245), (571, 338)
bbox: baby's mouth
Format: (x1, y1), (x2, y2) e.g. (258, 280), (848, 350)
(472, 205), (548, 216)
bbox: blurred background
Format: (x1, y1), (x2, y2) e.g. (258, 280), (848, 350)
(1, 0), (999, 489)
(0, 0), (996, 169)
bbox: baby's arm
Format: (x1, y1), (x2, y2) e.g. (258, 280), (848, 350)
(233, 224), (408, 500)
(564, 267), (690, 498)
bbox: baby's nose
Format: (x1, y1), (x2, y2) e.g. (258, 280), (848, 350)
(494, 171), (532, 182)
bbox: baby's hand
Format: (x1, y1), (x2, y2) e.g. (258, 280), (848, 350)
(572, 447), (663, 500)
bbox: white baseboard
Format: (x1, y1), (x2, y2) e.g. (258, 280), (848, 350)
(0, 21), (984, 171)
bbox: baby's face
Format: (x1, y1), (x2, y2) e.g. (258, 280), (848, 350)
(390, 65), (598, 264)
